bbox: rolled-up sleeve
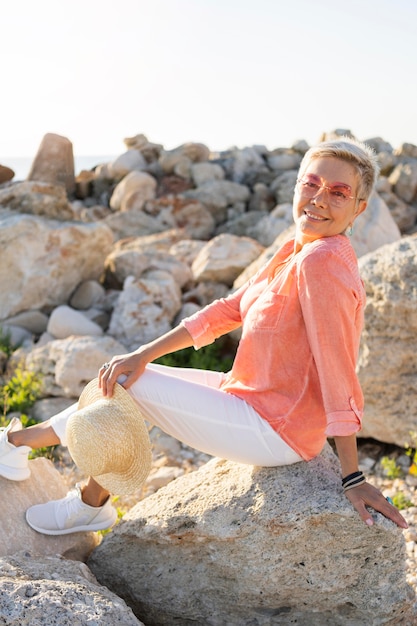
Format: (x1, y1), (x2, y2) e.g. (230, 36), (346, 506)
(326, 397), (363, 436)
(182, 283), (247, 349)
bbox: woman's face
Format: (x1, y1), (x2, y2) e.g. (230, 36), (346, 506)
(292, 156), (367, 249)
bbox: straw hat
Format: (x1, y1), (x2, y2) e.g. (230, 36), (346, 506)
(66, 378), (152, 495)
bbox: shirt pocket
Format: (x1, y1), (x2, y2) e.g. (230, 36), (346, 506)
(248, 291), (288, 331)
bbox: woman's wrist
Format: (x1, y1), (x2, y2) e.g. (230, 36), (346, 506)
(342, 470), (366, 491)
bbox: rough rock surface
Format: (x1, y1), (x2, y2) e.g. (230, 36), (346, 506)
(0, 181), (75, 219)
(22, 334), (127, 397)
(27, 132), (75, 194)
(358, 235), (417, 446)
(108, 271), (183, 349)
(0, 458), (98, 561)
(0, 551), (143, 625)
(88, 445), (415, 625)
(0, 210), (113, 319)
(0, 164), (15, 183)
(350, 191), (401, 257)
(191, 232), (265, 286)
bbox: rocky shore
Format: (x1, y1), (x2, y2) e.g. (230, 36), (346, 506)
(1, 129), (417, 624)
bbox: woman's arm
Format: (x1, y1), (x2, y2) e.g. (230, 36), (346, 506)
(98, 255), (266, 396)
(99, 324), (194, 397)
(334, 434), (408, 529)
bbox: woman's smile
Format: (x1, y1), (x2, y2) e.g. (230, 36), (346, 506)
(304, 209), (328, 222)
(293, 156), (367, 248)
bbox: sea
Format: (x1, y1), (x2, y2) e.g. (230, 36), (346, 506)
(0, 155), (118, 181)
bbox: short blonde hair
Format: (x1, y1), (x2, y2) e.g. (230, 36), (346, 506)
(298, 137), (379, 202)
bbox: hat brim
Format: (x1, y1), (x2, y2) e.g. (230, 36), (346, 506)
(66, 378), (152, 495)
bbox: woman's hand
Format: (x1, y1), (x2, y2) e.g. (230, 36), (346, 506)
(345, 481), (408, 529)
(98, 350), (148, 397)
(98, 324), (195, 397)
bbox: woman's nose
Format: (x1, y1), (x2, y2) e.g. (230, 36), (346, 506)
(311, 189), (328, 207)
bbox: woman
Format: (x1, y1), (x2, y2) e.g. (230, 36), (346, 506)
(0, 137), (408, 533)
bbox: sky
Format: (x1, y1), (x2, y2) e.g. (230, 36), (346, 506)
(1, 0), (417, 160)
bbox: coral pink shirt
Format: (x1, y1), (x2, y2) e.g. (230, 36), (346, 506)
(182, 235), (365, 461)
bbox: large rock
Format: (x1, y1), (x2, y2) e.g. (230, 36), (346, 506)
(358, 235), (417, 446)
(246, 202), (294, 246)
(88, 446), (415, 625)
(270, 170), (298, 204)
(0, 310), (49, 335)
(229, 145), (269, 183)
(191, 161), (225, 186)
(104, 239), (192, 290)
(0, 181), (75, 220)
(183, 179), (250, 224)
(123, 133), (163, 162)
(191, 233), (265, 286)
(389, 161), (417, 204)
(378, 188), (417, 233)
(0, 164), (15, 183)
(69, 279), (106, 310)
(159, 143), (210, 176)
(0, 210), (113, 320)
(109, 170), (157, 212)
(27, 132), (75, 194)
(23, 334), (126, 398)
(47, 304), (104, 339)
(350, 191), (401, 257)
(0, 457), (97, 561)
(104, 196), (215, 243)
(103, 148), (147, 180)
(103, 203), (171, 240)
(108, 270), (182, 350)
(0, 551), (143, 625)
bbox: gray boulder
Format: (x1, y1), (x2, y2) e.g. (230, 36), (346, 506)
(27, 132), (75, 194)
(350, 191), (401, 257)
(0, 457), (97, 561)
(358, 235), (417, 446)
(88, 445), (415, 625)
(0, 210), (113, 320)
(0, 181), (75, 220)
(0, 551), (143, 625)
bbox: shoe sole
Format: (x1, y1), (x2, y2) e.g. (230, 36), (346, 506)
(0, 465), (31, 481)
(25, 514), (117, 535)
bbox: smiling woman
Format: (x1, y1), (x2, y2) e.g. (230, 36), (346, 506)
(0, 135), (408, 535)
(293, 157), (367, 248)
(291, 137), (379, 250)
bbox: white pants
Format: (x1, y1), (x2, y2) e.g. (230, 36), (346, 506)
(51, 363), (303, 467)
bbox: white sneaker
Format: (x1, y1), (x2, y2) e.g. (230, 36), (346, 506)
(25, 485), (118, 535)
(0, 417), (31, 481)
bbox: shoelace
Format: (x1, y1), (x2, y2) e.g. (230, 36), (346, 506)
(57, 486), (87, 526)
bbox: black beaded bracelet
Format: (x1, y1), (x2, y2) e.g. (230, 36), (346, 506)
(342, 470), (363, 486)
(342, 470), (366, 491)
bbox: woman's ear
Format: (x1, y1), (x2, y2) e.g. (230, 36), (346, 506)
(354, 199), (367, 218)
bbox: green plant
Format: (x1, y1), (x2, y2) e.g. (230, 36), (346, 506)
(97, 496), (126, 536)
(391, 492), (413, 510)
(0, 368), (42, 420)
(405, 431), (417, 476)
(0, 326), (15, 358)
(380, 456), (403, 479)
(155, 339), (234, 372)
(0, 368), (54, 459)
